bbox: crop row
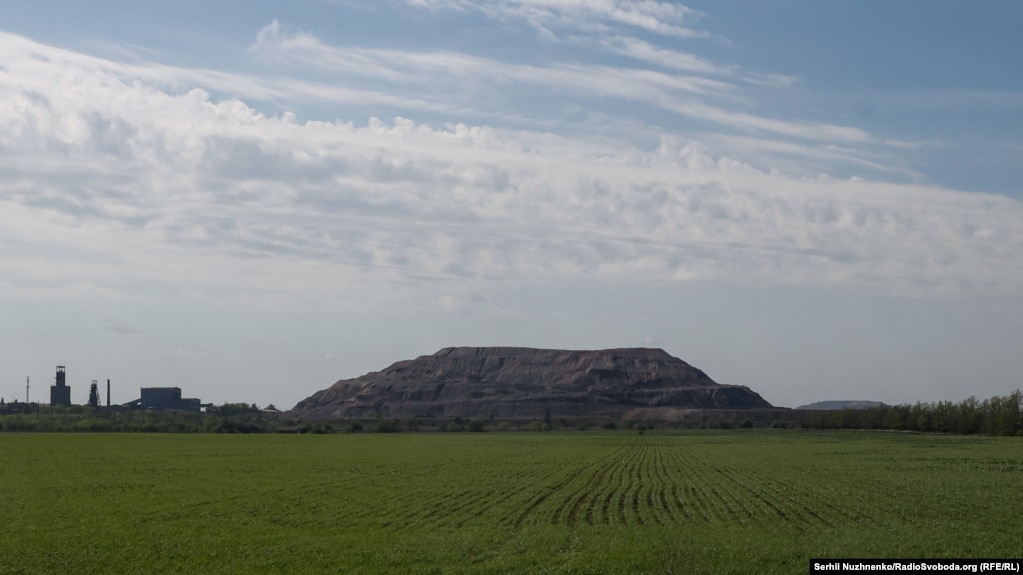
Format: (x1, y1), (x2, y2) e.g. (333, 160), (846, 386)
(324, 435), (883, 530)
(2, 432), (1022, 575)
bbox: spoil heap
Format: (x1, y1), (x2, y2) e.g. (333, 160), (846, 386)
(289, 347), (772, 421)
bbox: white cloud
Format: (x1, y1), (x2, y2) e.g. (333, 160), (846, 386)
(1, 6), (1022, 412)
(0, 281), (138, 302)
(600, 36), (723, 75)
(248, 21), (896, 154)
(1, 29), (1021, 316)
(404, 0), (708, 39)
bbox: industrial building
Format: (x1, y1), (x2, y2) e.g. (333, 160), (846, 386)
(50, 366), (71, 406)
(139, 387), (201, 412)
(22, 365), (203, 412)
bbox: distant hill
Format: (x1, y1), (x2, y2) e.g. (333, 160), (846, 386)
(289, 347), (772, 421)
(796, 400), (885, 411)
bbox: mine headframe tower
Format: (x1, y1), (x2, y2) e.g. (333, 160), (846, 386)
(50, 366), (71, 406)
(88, 380), (100, 408)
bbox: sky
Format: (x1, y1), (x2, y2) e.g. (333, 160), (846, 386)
(1, 0), (1021, 410)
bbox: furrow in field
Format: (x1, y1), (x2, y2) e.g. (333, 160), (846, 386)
(512, 457), (601, 529)
(540, 442), (633, 526)
(625, 439), (649, 525)
(559, 446), (625, 526)
(449, 462), (576, 529)
(684, 448), (836, 529)
(578, 444), (638, 526)
(655, 439), (688, 521)
(650, 440), (688, 523)
(626, 452), (646, 526)
(752, 471), (877, 529)
(574, 442), (634, 526)
(383, 464), (479, 504)
(781, 491), (840, 528)
(686, 452), (779, 525)
(350, 489), (416, 524)
(400, 462), (559, 529)
(380, 457), (554, 529)
(700, 471), (747, 523)
(701, 454), (838, 528)
(708, 464), (824, 528)
(594, 449), (624, 525)
(667, 448), (720, 523)
(398, 487), (476, 528)
(655, 440), (691, 523)
(645, 442), (671, 526)
(619, 442), (648, 526)
(581, 474), (606, 526)
(431, 487), (503, 529)
(708, 468), (764, 524)
(681, 449), (809, 526)
(610, 461), (629, 525)
(424, 484), (515, 528)
(499, 462), (585, 528)
(602, 441), (637, 525)
(458, 464), (578, 528)
(640, 440), (665, 525)
(634, 442), (658, 526)
(722, 470), (803, 525)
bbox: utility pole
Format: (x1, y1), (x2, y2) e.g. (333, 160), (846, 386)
(26, 376), (30, 403)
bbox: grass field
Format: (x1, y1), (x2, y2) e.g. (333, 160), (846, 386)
(0, 430), (1020, 574)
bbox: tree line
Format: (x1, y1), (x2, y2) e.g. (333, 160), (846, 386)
(0, 403), (276, 433)
(3, 390), (1022, 436)
(799, 390), (1023, 436)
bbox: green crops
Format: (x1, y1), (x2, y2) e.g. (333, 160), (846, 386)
(0, 431), (1019, 574)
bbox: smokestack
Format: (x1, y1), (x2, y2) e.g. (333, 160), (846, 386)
(107, 379), (110, 407)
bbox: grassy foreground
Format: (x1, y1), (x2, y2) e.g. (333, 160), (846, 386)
(0, 431), (1020, 574)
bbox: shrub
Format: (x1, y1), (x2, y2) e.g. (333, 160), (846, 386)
(525, 420), (549, 432)
(76, 418), (114, 432)
(376, 419), (401, 433)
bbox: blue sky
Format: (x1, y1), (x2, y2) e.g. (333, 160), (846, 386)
(1, 1), (1021, 409)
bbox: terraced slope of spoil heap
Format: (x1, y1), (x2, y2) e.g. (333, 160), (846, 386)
(288, 347), (772, 421)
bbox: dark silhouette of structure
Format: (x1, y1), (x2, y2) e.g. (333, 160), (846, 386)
(50, 366), (71, 406)
(140, 387), (201, 412)
(88, 380), (100, 408)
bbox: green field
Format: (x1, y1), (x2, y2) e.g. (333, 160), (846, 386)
(0, 431), (1020, 574)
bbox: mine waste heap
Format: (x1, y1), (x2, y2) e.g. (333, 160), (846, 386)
(289, 347), (772, 421)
